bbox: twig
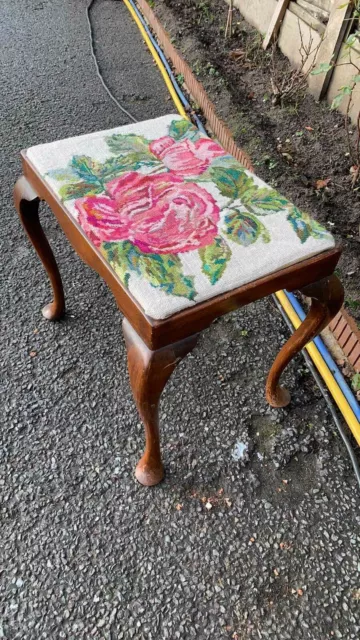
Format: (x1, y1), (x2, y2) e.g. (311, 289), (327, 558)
(345, 82), (356, 166)
(225, 0), (233, 39)
(270, 19), (322, 105)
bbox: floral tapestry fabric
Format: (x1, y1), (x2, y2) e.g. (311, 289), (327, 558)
(27, 114), (335, 319)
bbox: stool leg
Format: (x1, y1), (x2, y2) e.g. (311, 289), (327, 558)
(122, 319), (199, 486)
(266, 274), (344, 407)
(14, 176), (65, 321)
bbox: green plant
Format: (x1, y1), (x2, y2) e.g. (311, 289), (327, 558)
(352, 373), (360, 391)
(345, 297), (360, 310)
(197, 0), (214, 24)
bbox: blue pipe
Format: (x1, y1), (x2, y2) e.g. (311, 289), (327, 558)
(127, 0), (207, 135)
(284, 290), (360, 420)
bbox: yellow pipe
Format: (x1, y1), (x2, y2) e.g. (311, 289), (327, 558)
(275, 291), (360, 444)
(124, 0), (360, 443)
(123, 0), (187, 118)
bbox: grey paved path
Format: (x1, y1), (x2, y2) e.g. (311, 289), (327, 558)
(1, 1), (360, 639)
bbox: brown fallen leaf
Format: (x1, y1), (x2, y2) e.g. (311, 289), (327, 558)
(297, 588), (304, 596)
(229, 48), (246, 60)
(315, 178), (331, 190)
(29, 350), (37, 357)
(175, 503), (183, 511)
(305, 126), (314, 131)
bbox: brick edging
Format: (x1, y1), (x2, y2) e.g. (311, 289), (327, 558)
(330, 308), (360, 372)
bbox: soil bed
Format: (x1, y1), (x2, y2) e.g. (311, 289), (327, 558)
(154, 0), (360, 325)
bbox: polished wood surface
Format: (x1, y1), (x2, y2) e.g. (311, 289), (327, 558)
(123, 319), (199, 486)
(266, 274), (344, 407)
(15, 154), (344, 485)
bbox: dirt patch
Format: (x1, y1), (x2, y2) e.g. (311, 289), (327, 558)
(154, 0), (360, 325)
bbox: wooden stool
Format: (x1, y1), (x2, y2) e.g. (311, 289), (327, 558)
(14, 115), (343, 486)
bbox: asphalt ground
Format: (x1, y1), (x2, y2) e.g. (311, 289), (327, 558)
(1, 1), (360, 639)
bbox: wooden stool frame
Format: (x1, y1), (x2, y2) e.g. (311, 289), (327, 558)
(14, 153), (344, 486)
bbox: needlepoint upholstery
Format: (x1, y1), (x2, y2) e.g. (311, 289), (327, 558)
(26, 114), (334, 320)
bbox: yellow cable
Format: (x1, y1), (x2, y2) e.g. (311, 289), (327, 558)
(125, 0), (360, 443)
(123, 0), (187, 118)
(275, 291), (360, 444)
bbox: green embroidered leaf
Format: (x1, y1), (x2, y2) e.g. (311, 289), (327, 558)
(70, 156), (103, 185)
(287, 207), (331, 243)
(102, 241), (197, 301)
(137, 251), (197, 300)
(105, 133), (151, 155)
(168, 118), (198, 141)
(47, 167), (79, 182)
(210, 166), (253, 200)
(309, 219), (332, 240)
(244, 187), (289, 215)
(99, 153), (163, 181)
(101, 241), (133, 288)
(223, 208), (269, 246)
(58, 182), (103, 201)
(210, 155), (239, 170)
(287, 209), (310, 243)
(192, 156), (238, 183)
(199, 235), (232, 284)
(210, 166), (289, 215)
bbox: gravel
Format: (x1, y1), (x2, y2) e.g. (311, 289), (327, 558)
(1, 1), (360, 638)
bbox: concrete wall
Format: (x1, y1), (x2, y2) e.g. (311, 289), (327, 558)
(232, 0), (322, 71)
(232, 0), (277, 36)
(279, 9), (322, 73)
(232, 0), (360, 124)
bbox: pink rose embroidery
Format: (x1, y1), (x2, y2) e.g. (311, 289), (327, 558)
(149, 136), (225, 177)
(75, 171), (220, 254)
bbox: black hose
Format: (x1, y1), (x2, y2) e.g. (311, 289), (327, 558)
(272, 294), (360, 489)
(86, 0), (138, 123)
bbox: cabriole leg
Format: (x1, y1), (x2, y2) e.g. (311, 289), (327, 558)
(266, 274), (344, 407)
(123, 319), (199, 486)
(14, 176), (65, 320)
